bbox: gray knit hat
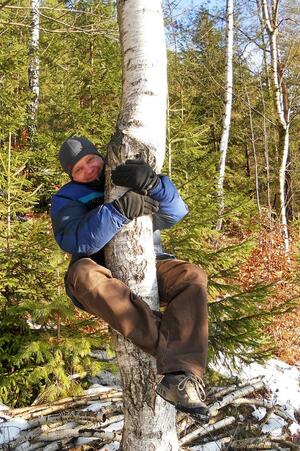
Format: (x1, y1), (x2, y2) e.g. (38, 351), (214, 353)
(59, 136), (101, 176)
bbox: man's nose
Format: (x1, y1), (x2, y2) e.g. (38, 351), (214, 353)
(86, 165), (93, 175)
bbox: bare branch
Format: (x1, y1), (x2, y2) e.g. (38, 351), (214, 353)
(209, 380), (265, 416)
(179, 416), (236, 446)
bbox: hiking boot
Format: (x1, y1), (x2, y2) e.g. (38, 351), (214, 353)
(156, 373), (209, 418)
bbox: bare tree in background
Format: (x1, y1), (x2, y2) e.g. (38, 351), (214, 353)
(27, 0), (40, 138)
(216, 0), (234, 231)
(258, 0), (291, 257)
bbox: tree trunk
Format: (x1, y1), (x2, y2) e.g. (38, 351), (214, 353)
(259, 0), (290, 257)
(105, 1), (178, 450)
(167, 96), (172, 178)
(256, 0), (272, 94)
(279, 122), (290, 256)
(216, 0), (234, 231)
(280, 75), (293, 221)
(6, 133), (12, 252)
(27, 0), (40, 138)
(245, 143), (251, 178)
(245, 86), (261, 213)
(259, 74), (272, 225)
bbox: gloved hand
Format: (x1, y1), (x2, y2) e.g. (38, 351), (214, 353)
(112, 191), (159, 220)
(112, 159), (159, 194)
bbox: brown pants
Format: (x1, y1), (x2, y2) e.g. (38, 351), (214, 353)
(67, 258), (208, 377)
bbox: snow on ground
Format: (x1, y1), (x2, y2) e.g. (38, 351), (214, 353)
(0, 416), (29, 445)
(213, 358), (300, 411)
(261, 414), (286, 436)
(0, 404), (9, 411)
(0, 358), (299, 447)
(252, 406), (266, 421)
(190, 358), (300, 450)
(213, 357), (300, 410)
(211, 356), (300, 440)
(190, 439), (230, 451)
(81, 400), (112, 412)
(98, 442), (120, 451)
(104, 420), (124, 433)
(84, 383), (115, 394)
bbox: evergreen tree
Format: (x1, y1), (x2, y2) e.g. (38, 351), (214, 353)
(0, 136), (109, 407)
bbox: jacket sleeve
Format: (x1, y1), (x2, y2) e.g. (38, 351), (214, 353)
(51, 195), (129, 256)
(149, 175), (188, 230)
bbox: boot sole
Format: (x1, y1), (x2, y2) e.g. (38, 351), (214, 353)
(156, 388), (210, 421)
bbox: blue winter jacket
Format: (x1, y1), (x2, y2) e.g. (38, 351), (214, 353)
(51, 175), (188, 261)
(51, 174), (188, 306)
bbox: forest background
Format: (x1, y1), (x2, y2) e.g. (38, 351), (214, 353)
(0, 0), (299, 408)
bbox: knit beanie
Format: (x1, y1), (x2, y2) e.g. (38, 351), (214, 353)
(59, 136), (101, 176)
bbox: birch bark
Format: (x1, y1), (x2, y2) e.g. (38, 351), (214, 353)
(28, 0), (40, 138)
(259, 75), (272, 224)
(246, 89), (261, 213)
(259, 0), (290, 257)
(105, 1), (178, 449)
(216, 0), (234, 231)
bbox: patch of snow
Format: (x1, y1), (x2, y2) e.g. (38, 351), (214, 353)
(85, 384), (114, 394)
(212, 357), (300, 413)
(0, 415), (11, 424)
(0, 404), (9, 412)
(190, 438), (230, 450)
(76, 437), (99, 445)
(88, 370), (121, 387)
(104, 420), (124, 432)
(211, 356), (300, 443)
(0, 417), (29, 445)
(98, 441), (120, 451)
(261, 413), (286, 437)
(252, 406), (266, 421)
(289, 422), (300, 436)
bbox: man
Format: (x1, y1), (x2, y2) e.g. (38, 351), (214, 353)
(51, 136), (209, 417)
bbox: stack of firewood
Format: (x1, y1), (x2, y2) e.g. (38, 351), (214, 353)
(1, 378), (298, 450)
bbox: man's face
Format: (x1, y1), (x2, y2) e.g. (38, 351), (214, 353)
(71, 154), (104, 183)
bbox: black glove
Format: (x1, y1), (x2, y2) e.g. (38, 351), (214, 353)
(112, 191), (159, 220)
(112, 159), (159, 194)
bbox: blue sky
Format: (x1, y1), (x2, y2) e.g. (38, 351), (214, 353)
(164, 0), (263, 70)
(173, 0), (223, 11)
(167, 0), (225, 23)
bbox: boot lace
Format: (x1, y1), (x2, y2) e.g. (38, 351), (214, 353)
(177, 374), (206, 402)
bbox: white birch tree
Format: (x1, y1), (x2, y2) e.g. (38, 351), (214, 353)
(259, 0), (290, 257)
(105, 1), (178, 449)
(216, 0), (234, 231)
(259, 74), (272, 225)
(28, 0), (40, 138)
(245, 87), (261, 213)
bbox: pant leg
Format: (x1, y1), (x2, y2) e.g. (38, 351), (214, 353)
(155, 259), (208, 378)
(67, 258), (161, 355)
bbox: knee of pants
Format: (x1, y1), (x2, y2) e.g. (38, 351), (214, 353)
(178, 262), (208, 287)
(68, 258), (111, 291)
